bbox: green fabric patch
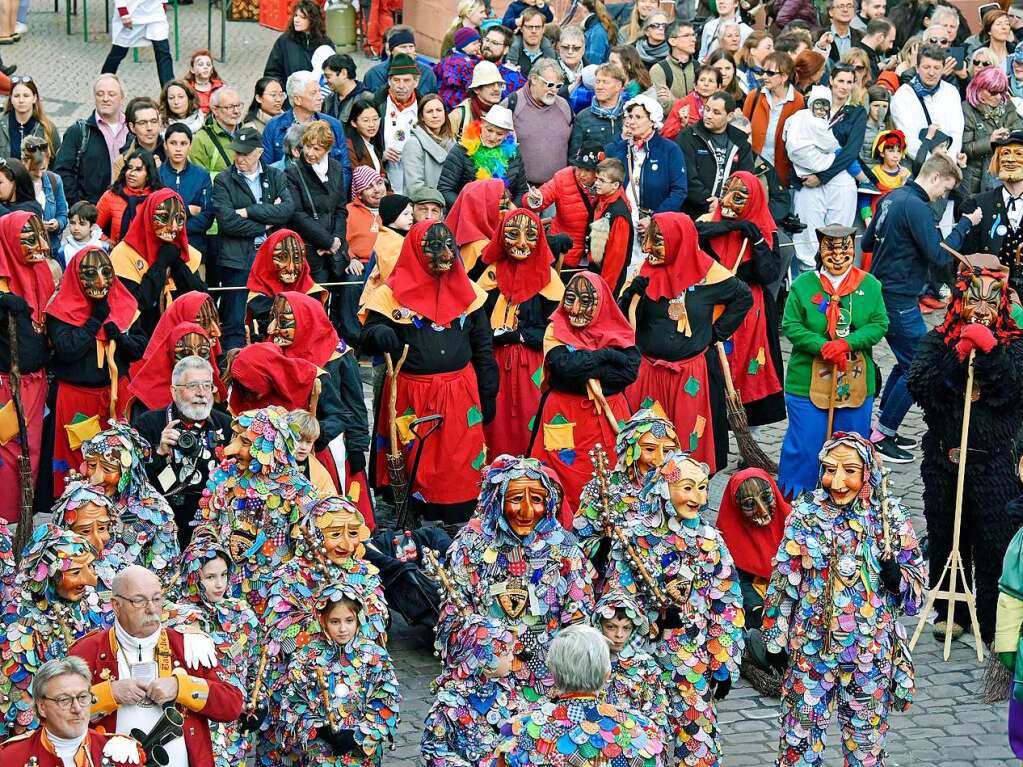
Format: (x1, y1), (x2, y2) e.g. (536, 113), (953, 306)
(528, 415), (536, 431)
(641, 396), (655, 409)
(71, 412), (92, 424)
(467, 406), (483, 427)
(471, 449), (486, 470)
(401, 406), (415, 417)
(747, 358), (760, 375)
(690, 431), (699, 452)
(684, 376), (701, 397)
(531, 366), (543, 388)
(550, 413), (569, 425)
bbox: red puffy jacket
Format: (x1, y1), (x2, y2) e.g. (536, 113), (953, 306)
(521, 166), (596, 268)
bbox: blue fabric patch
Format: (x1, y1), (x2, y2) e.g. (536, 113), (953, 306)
(557, 449), (576, 465)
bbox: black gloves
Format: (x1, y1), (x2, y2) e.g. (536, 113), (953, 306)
(659, 607), (684, 630)
(238, 706), (267, 733)
(91, 297), (111, 323)
(347, 449), (366, 475)
(733, 220), (763, 244)
(710, 677), (731, 701)
(546, 232), (572, 258)
(481, 397), (496, 425)
(156, 243), (180, 269)
(879, 557), (902, 594)
(103, 322), (122, 340)
(0, 293), (30, 315)
(766, 650), (788, 673)
(780, 213), (807, 234)
(316, 727), (358, 756)
(618, 276), (649, 313)
(368, 325), (402, 355)
(695, 220), (732, 240)
(492, 330), (521, 347)
(599, 348), (627, 365)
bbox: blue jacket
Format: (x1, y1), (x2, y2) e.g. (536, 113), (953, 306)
(605, 134), (687, 215)
(501, 0), (554, 27)
(816, 104), (866, 185)
(41, 171), (68, 253)
(863, 180), (971, 304)
(583, 14), (611, 65)
(262, 110), (352, 195)
(362, 56), (438, 98)
(159, 161), (214, 252)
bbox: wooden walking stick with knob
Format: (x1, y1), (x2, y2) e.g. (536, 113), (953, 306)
(825, 362), (839, 439)
(8, 313), (34, 562)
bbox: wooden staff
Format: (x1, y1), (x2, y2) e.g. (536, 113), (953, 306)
(314, 667), (339, 730)
(587, 379), (620, 434)
(879, 467), (895, 560)
(421, 547), (470, 616)
(825, 361), (839, 439)
(8, 314), (33, 562)
(383, 345), (410, 513)
(247, 647), (269, 713)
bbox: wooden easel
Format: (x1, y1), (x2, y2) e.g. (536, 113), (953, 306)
(908, 350), (984, 662)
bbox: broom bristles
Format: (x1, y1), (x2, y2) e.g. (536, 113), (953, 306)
(725, 393), (779, 472)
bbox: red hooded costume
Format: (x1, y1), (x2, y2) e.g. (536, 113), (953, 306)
(246, 229), (321, 297)
(445, 178), (506, 273)
(716, 468), (789, 580)
(228, 341), (319, 414)
(275, 290), (341, 368)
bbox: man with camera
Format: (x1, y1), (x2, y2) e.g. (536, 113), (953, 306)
(132, 356), (232, 548)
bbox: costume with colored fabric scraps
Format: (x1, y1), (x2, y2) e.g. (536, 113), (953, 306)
(995, 509), (1023, 758)
(621, 213), (752, 474)
(80, 422), (180, 584)
(439, 456), (595, 704)
(49, 480), (118, 595)
(0, 525), (108, 736)
(46, 247), (145, 496)
(478, 209), (564, 458)
(532, 272), (639, 523)
(166, 538), (260, 767)
(277, 583), (399, 767)
(0, 211), (52, 521)
(589, 590), (670, 734)
(696, 170), (785, 427)
(361, 221), (497, 524)
(763, 433), (925, 766)
(605, 451), (744, 767)
(421, 615), (521, 767)
(195, 406), (318, 615)
(245, 229), (327, 341)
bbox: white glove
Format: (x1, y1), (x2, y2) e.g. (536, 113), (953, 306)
(183, 631), (218, 669)
(103, 735), (142, 765)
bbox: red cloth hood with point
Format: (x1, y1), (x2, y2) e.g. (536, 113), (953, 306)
(46, 246), (136, 341)
(121, 188), (191, 266)
(709, 170), (777, 269)
(481, 208), (554, 305)
(246, 229), (317, 297)
(0, 210), (55, 324)
(445, 178), (506, 246)
(228, 341), (318, 413)
(275, 290), (340, 368)
(716, 467), (789, 579)
(550, 271), (635, 351)
(640, 212), (714, 301)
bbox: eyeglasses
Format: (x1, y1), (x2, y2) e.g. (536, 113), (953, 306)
(930, 38), (949, 45)
(132, 117), (161, 127)
(535, 75), (563, 89)
(832, 63), (855, 73)
(174, 381), (215, 393)
(853, 64), (867, 71)
(974, 59), (994, 67)
(215, 103), (243, 111)
(559, 44), (583, 51)
(750, 67), (765, 76)
(113, 593), (164, 608)
(10, 75), (33, 85)
(41, 693), (93, 710)
(522, 23), (545, 30)
(647, 22), (667, 28)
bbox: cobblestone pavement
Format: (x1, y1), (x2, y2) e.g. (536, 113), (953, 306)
(16, 5), (1017, 762)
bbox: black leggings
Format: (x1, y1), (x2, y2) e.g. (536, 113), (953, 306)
(101, 38), (174, 87)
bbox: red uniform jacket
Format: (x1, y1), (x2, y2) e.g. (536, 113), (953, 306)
(70, 626), (243, 767)
(0, 726), (142, 767)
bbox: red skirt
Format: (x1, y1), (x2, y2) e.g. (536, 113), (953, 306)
(626, 354), (716, 473)
(315, 446), (375, 532)
(530, 388), (630, 528)
(53, 380), (128, 497)
(725, 284), (782, 405)
(484, 344), (544, 459)
(374, 365), (486, 506)
(0, 370), (46, 523)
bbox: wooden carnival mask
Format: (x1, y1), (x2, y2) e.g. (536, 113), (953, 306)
(267, 295), (296, 347)
(78, 249), (114, 300)
(562, 274), (598, 328)
(68, 502), (112, 555)
(174, 331), (212, 362)
(663, 457), (709, 519)
(635, 431), (679, 479)
(502, 211), (540, 261)
(503, 477), (548, 537)
(54, 551), (98, 601)
(152, 196), (186, 242)
(641, 217), (666, 265)
(422, 223), (457, 276)
(84, 455), (122, 498)
(992, 142), (1023, 183)
(735, 475), (776, 527)
(272, 234), (305, 285)
(818, 232), (855, 278)
(957, 253), (1009, 327)
(20, 215), (49, 263)
(719, 176), (750, 220)
(820, 444), (864, 505)
(316, 508), (369, 564)
(196, 296), (222, 340)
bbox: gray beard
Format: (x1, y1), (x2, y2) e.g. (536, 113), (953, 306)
(178, 400), (212, 421)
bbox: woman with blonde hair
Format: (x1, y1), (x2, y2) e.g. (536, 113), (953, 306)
(620, 0), (658, 43)
(440, 0), (487, 58)
(839, 47), (872, 105)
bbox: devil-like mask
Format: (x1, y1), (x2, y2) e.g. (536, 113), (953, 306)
(79, 249), (114, 300)
(268, 295), (296, 347)
(961, 268), (1007, 327)
(153, 196), (186, 242)
(174, 331), (212, 362)
(272, 235), (305, 284)
(735, 475), (776, 527)
(819, 234), (854, 278)
(423, 223), (457, 276)
(562, 274), (597, 328)
(196, 297), (222, 340)
(719, 176), (749, 220)
(642, 218), (665, 265)
(502, 212), (539, 261)
(20, 216), (49, 263)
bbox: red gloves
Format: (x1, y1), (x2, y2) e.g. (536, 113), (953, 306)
(820, 339), (851, 370)
(955, 323), (997, 361)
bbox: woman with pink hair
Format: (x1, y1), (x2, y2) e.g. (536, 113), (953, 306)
(962, 65), (1022, 194)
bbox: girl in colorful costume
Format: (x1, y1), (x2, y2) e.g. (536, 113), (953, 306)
(763, 432), (925, 766)
(605, 450), (744, 767)
(166, 537), (260, 767)
(420, 615), (520, 767)
(278, 583), (399, 766)
(80, 421), (180, 584)
(532, 272), (639, 522)
(439, 455), (595, 704)
(0, 524), (107, 736)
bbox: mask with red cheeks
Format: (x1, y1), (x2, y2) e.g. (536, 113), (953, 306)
(502, 212), (539, 261)
(272, 235), (305, 284)
(153, 196), (186, 242)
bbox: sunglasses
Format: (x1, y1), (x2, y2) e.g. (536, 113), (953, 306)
(560, 44), (583, 51)
(10, 75), (32, 85)
(647, 22), (667, 28)
(762, 69), (781, 76)
(750, 66), (765, 76)
(535, 76), (562, 89)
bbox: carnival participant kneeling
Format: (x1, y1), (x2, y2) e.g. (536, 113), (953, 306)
(0, 657), (145, 765)
(70, 565), (243, 767)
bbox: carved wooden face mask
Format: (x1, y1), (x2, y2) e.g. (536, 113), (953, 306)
(152, 196), (186, 242)
(719, 176), (749, 220)
(196, 297), (222, 340)
(268, 295), (296, 347)
(642, 217), (665, 265)
(503, 477), (548, 536)
(174, 331), (212, 362)
(961, 270), (1006, 327)
(820, 443), (864, 505)
(820, 235), (854, 278)
(664, 459), (709, 519)
(735, 475), (775, 527)
(272, 235), (304, 284)
(79, 249), (114, 299)
(502, 212), (539, 261)
(20, 215), (49, 263)
(423, 223), (457, 276)
(562, 274), (598, 328)
(996, 144), (1023, 183)
(55, 551), (98, 601)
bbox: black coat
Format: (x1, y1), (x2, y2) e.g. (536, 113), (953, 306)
(53, 114), (114, 205)
(212, 165), (295, 272)
(959, 188), (1023, 296)
(263, 32), (335, 87)
(285, 156), (349, 280)
(436, 144), (528, 209)
(676, 123), (754, 218)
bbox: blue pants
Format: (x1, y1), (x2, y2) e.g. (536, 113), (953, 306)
(217, 266), (248, 351)
(778, 393), (873, 498)
(877, 301), (926, 436)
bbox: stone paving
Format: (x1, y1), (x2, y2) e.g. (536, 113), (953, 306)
(13, 4), (1019, 763)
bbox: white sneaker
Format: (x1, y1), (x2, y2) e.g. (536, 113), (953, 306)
(14, 22), (26, 34)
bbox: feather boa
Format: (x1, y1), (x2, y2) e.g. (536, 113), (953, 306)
(461, 120), (517, 186)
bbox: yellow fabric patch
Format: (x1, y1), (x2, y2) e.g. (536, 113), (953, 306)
(543, 421), (576, 451)
(65, 415), (102, 451)
(0, 399), (19, 445)
(395, 414), (416, 445)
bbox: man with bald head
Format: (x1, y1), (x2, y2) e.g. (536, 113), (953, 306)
(70, 565), (242, 767)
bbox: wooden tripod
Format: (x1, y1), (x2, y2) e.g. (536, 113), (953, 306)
(908, 350), (984, 662)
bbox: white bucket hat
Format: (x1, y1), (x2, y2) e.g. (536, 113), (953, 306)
(482, 104), (515, 131)
(469, 60), (505, 90)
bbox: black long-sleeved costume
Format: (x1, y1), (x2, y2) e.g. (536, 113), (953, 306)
(323, 354), (370, 460)
(121, 258), (207, 337)
(0, 306), (49, 374)
(246, 294), (274, 343)
(544, 345), (641, 397)
(482, 289), (558, 351)
(907, 331), (1023, 643)
(46, 315), (148, 386)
